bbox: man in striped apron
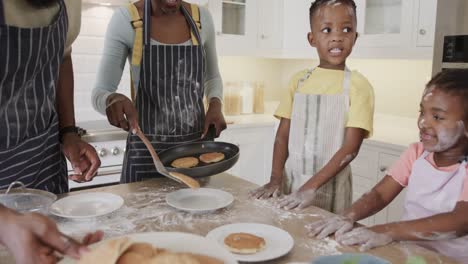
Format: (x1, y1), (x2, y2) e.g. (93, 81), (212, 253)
(104, 0), (226, 183)
(0, 0), (100, 194)
(0, 0), (103, 262)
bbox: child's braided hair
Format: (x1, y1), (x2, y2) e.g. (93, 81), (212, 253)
(427, 69), (468, 118)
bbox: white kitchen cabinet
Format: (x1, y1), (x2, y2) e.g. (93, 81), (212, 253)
(256, 0), (283, 53)
(256, 0), (317, 58)
(208, 0), (258, 56)
(355, 0), (414, 48)
(351, 140), (407, 226)
(206, 0), (436, 58)
(352, 0), (437, 59)
(373, 152), (407, 225)
(414, 0), (437, 47)
(217, 124), (276, 185)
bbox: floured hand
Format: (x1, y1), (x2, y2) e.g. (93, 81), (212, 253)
(307, 215), (354, 239)
(337, 227), (393, 251)
(278, 189), (317, 210)
(249, 181), (282, 199)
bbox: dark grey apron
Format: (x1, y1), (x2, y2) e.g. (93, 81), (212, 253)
(0, 0), (69, 194)
(121, 1), (207, 183)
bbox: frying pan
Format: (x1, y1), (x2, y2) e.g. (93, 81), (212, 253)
(158, 141), (240, 178)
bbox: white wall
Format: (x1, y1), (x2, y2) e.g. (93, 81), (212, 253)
(72, 4), (432, 122)
(72, 4), (131, 123)
(279, 59), (433, 119)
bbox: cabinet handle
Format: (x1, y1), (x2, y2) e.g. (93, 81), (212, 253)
(216, 31), (222, 36)
(419, 29), (426, 35)
(260, 34), (267, 39)
(379, 166), (387, 173)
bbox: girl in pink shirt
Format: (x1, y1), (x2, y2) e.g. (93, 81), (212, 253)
(307, 69), (468, 263)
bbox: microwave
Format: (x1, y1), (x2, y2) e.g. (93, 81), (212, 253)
(432, 0), (468, 75)
(441, 35), (468, 70)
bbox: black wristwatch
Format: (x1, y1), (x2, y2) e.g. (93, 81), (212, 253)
(59, 126), (79, 143)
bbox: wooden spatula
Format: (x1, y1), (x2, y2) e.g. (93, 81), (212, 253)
(134, 129), (200, 189)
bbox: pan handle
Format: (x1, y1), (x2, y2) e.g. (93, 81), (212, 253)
(203, 124), (217, 140)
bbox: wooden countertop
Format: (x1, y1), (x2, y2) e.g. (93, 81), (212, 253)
(47, 174), (455, 264)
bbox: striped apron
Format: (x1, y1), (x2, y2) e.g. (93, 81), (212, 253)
(121, 1), (206, 183)
(0, 0), (69, 194)
(284, 68), (352, 213)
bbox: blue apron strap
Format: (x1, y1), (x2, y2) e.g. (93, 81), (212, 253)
(143, 0), (203, 47)
(144, 0), (151, 46)
(0, 0), (5, 25)
(180, 4), (203, 46)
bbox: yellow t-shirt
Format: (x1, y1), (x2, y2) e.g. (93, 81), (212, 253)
(275, 67), (375, 137)
(4, 0), (81, 56)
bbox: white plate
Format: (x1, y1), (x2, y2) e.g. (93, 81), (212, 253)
(59, 232), (238, 264)
(49, 192), (124, 219)
(206, 223), (294, 262)
(166, 188), (234, 212)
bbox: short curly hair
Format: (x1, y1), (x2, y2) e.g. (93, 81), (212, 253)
(309, 0), (357, 28)
(426, 69), (468, 119)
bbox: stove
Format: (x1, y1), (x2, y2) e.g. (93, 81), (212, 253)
(67, 120), (128, 191)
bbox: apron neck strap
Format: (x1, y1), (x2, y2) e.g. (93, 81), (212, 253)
(342, 67), (351, 95)
(297, 66), (352, 94)
(143, 0), (203, 46)
(0, 0), (5, 25)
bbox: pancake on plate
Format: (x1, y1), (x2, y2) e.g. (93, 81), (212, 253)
(199, 152), (225, 164)
(78, 238), (223, 264)
(171, 157), (199, 168)
(224, 232), (266, 254)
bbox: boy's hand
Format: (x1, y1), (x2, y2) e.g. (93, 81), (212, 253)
(337, 227), (393, 251)
(278, 189), (317, 210)
(249, 181), (282, 199)
(307, 215), (354, 239)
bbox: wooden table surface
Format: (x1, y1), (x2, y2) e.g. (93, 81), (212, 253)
(0, 174), (457, 264)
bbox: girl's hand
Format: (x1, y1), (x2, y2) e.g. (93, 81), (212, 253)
(307, 215), (354, 239)
(337, 227), (393, 251)
(278, 189), (317, 210)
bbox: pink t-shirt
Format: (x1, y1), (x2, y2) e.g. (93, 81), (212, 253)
(388, 142), (468, 202)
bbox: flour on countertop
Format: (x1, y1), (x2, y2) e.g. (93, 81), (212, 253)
(302, 237), (341, 256)
(56, 184), (322, 242)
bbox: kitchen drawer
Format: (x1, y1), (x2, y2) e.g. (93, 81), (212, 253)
(377, 152), (400, 178)
(350, 148), (378, 180)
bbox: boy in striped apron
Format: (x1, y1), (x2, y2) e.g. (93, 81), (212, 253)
(251, 0), (375, 214)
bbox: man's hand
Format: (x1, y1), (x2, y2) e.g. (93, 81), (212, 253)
(62, 134), (100, 182)
(105, 93), (139, 133)
(202, 98), (226, 138)
(0, 207), (103, 264)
